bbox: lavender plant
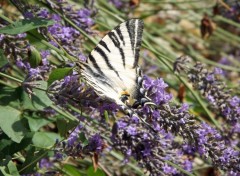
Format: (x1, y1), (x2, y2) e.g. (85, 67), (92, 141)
(0, 0), (240, 176)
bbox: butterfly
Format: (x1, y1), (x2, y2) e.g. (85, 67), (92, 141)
(78, 19), (151, 109)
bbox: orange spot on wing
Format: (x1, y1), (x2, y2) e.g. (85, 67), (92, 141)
(120, 91), (130, 96)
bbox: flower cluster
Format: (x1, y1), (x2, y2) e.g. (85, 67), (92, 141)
(215, 1), (240, 22)
(188, 63), (240, 124)
(112, 76), (239, 174)
(109, 0), (140, 11)
(0, 23), (54, 96)
(111, 114), (192, 175)
(144, 76), (173, 105)
(0, 31), (29, 71)
(55, 125), (105, 159)
(174, 57), (240, 125)
(36, 6), (92, 60)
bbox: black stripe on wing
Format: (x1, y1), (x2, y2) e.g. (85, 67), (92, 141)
(108, 31), (126, 67)
(83, 64), (113, 87)
(88, 54), (105, 76)
(126, 19), (143, 68)
(99, 40), (110, 52)
(116, 27), (125, 46)
(94, 46), (121, 79)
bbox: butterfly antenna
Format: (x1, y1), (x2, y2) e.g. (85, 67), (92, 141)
(137, 115), (157, 133)
(125, 107), (157, 133)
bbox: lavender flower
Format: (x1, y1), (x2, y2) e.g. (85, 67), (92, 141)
(109, 0), (124, 9)
(55, 124), (105, 160)
(144, 76), (173, 105)
(109, 0), (139, 10)
(162, 164), (177, 175)
(45, 0), (96, 33)
(39, 158), (53, 169)
(113, 76), (239, 173)
(84, 134), (105, 154)
(174, 58), (240, 125)
(111, 113), (191, 175)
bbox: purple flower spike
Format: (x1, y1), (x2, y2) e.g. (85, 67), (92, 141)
(162, 164), (177, 174)
(144, 76), (172, 105)
(86, 134), (104, 153)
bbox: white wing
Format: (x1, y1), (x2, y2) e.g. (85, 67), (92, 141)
(80, 19), (144, 106)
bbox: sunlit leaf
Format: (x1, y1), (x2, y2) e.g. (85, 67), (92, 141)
(7, 161), (19, 176)
(26, 115), (54, 131)
(0, 106), (27, 143)
(32, 132), (62, 148)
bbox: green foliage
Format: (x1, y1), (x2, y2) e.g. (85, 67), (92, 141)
(0, 106), (27, 143)
(7, 161), (20, 176)
(22, 81), (52, 110)
(48, 67), (73, 86)
(0, 86), (22, 108)
(0, 133), (33, 161)
(32, 132), (62, 148)
(62, 164), (82, 176)
(0, 49), (8, 67)
(28, 46), (42, 68)
(26, 114), (54, 132)
(0, 18), (54, 35)
(27, 29), (49, 50)
(19, 148), (46, 174)
(56, 116), (78, 137)
(87, 166), (106, 176)
(79, 132), (89, 147)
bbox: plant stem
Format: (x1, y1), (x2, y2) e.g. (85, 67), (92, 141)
(0, 72), (23, 83)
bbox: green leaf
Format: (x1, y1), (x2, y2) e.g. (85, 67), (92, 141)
(79, 132), (89, 147)
(26, 115), (54, 131)
(63, 164), (82, 176)
(21, 81), (52, 110)
(87, 166), (105, 176)
(0, 49), (8, 67)
(0, 18), (54, 35)
(0, 106), (27, 143)
(0, 157), (12, 176)
(31, 81), (52, 110)
(32, 132), (62, 148)
(0, 166), (12, 176)
(0, 86), (22, 108)
(7, 161), (19, 176)
(48, 67), (73, 86)
(28, 46), (42, 68)
(21, 91), (36, 110)
(20, 148), (46, 174)
(56, 116), (78, 137)
(27, 29), (49, 50)
(0, 133), (32, 160)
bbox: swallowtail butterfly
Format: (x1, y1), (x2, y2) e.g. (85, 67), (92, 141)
(78, 19), (151, 108)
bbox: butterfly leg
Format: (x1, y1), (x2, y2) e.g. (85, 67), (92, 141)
(120, 105), (157, 133)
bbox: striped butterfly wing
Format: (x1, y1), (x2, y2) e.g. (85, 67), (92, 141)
(81, 19), (144, 106)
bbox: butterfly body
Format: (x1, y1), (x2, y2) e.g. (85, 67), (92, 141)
(78, 19), (150, 108)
